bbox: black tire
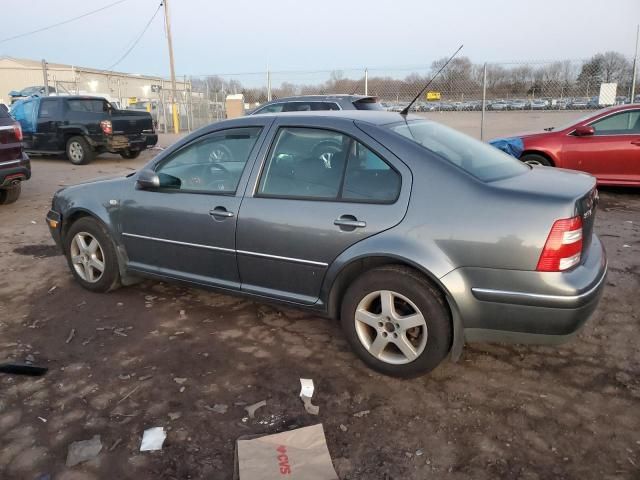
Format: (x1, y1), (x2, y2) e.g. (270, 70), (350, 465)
(64, 217), (120, 293)
(120, 149), (141, 159)
(340, 265), (452, 377)
(66, 136), (95, 165)
(0, 184), (21, 205)
(521, 153), (552, 167)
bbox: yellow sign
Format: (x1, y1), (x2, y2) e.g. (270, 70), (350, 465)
(127, 97), (138, 105)
(426, 91), (441, 101)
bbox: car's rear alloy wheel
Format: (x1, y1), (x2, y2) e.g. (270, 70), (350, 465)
(66, 136), (95, 165)
(64, 217), (120, 292)
(341, 266), (452, 377)
(354, 290), (428, 365)
(521, 153), (552, 167)
(70, 232), (105, 283)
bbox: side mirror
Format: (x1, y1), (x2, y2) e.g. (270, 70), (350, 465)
(574, 125), (595, 137)
(136, 169), (160, 190)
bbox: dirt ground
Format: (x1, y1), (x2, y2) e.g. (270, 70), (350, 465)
(1, 114), (639, 480)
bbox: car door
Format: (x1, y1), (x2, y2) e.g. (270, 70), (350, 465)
(561, 109), (640, 184)
(120, 124), (269, 289)
(236, 118), (412, 305)
(34, 98), (62, 151)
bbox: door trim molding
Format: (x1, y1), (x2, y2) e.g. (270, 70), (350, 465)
(122, 232), (328, 267)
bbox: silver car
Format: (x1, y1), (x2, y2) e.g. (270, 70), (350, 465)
(46, 111), (607, 377)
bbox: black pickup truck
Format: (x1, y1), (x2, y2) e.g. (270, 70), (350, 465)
(11, 96), (158, 165)
(0, 104), (30, 204)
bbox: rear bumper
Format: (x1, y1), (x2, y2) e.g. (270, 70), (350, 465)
(441, 234), (607, 343)
(90, 133), (158, 152)
(0, 152), (31, 187)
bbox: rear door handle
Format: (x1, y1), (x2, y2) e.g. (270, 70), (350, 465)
(209, 207), (234, 218)
(334, 216), (366, 229)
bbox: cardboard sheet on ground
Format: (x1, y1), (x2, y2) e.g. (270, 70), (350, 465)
(236, 424), (338, 480)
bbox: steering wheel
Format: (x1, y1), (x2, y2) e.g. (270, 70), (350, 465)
(182, 163), (230, 189)
(311, 140), (342, 168)
(208, 144), (234, 163)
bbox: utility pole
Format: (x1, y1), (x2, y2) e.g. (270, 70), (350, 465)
(631, 24), (639, 103)
(163, 0), (179, 133)
(480, 62), (487, 141)
(364, 68), (368, 96)
(41, 59), (49, 95)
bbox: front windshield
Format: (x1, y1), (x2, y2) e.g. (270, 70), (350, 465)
(388, 119), (529, 181)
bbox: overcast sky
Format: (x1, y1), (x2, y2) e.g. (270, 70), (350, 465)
(2, 0), (639, 77)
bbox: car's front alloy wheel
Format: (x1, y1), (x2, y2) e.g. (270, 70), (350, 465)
(70, 232), (105, 283)
(64, 217), (120, 292)
(341, 265), (452, 377)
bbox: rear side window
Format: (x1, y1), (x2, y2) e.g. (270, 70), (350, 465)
(389, 120), (528, 182)
(0, 104), (10, 118)
(255, 103), (284, 114)
(258, 127), (400, 202)
(282, 102), (340, 112)
(38, 98), (60, 118)
(353, 98), (384, 110)
(68, 99), (108, 113)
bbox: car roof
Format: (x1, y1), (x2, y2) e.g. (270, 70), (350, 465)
(266, 94), (377, 102)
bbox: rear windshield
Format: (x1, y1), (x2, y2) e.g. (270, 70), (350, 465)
(0, 104), (10, 118)
(354, 98), (384, 111)
(388, 120), (529, 181)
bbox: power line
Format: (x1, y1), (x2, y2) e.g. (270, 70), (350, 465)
(106, 3), (162, 71)
(0, 0), (129, 45)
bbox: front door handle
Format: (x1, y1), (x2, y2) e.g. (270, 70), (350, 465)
(209, 207), (234, 218)
(631, 140), (640, 146)
(334, 215), (366, 229)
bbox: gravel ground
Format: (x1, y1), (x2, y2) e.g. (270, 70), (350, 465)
(0, 118), (639, 479)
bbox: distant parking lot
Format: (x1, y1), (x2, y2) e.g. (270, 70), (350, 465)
(1, 114), (639, 479)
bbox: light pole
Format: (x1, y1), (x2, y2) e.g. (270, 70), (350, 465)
(163, 0), (179, 133)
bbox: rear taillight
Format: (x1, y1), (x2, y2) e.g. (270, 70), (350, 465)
(536, 216), (583, 272)
(100, 120), (113, 135)
(13, 122), (22, 141)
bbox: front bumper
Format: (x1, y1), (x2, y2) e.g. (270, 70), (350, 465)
(441, 234), (607, 343)
(0, 153), (31, 187)
(46, 209), (63, 249)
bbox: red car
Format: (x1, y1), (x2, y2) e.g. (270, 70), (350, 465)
(517, 104), (640, 186)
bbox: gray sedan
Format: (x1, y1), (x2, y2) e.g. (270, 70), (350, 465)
(46, 111), (607, 377)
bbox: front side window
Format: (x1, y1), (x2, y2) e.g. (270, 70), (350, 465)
(155, 127), (262, 193)
(258, 127), (400, 202)
(388, 120), (529, 182)
(591, 111), (640, 135)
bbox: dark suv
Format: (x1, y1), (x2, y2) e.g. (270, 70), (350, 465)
(0, 104), (30, 204)
(248, 95), (383, 115)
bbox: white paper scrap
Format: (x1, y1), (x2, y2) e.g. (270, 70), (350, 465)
(300, 378), (315, 398)
(140, 427), (167, 452)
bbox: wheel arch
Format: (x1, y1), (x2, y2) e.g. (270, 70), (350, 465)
(325, 254), (464, 360)
(520, 150), (556, 166)
(61, 208), (136, 286)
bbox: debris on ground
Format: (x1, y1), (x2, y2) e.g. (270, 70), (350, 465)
(140, 427), (167, 452)
(173, 377), (187, 384)
(65, 328), (76, 344)
(300, 378), (320, 415)
(168, 412), (182, 421)
(339, 424), (348, 432)
(237, 424), (338, 479)
(0, 363), (48, 376)
(47, 285), (57, 294)
(108, 438), (122, 452)
(353, 410), (370, 418)
(204, 404), (228, 414)
(244, 400), (266, 419)
(66, 435), (102, 467)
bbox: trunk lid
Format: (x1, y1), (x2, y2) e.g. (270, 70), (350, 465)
(111, 110), (154, 135)
(492, 165), (598, 261)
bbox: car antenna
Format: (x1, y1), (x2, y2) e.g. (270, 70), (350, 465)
(400, 44), (464, 116)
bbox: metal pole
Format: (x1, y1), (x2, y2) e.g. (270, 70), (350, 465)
(163, 0), (180, 133)
(41, 59), (49, 95)
(161, 88), (168, 134)
(364, 68), (368, 95)
(480, 62), (487, 141)
(188, 76), (194, 131)
(631, 24), (639, 103)
(206, 79), (211, 123)
(267, 67), (272, 101)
